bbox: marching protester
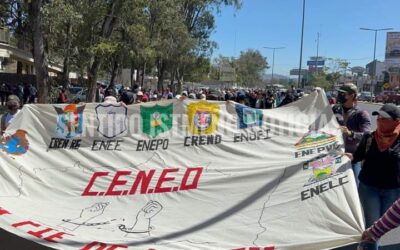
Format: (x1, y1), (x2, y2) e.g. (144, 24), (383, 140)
(1, 95), (21, 134)
(0, 83), (9, 106)
(265, 92), (275, 109)
(119, 88), (134, 105)
(57, 88), (68, 103)
(333, 83), (371, 186)
(345, 103), (400, 250)
(359, 197), (400, 249)
(277, 92), (295, 107)
(103, 88), (118, 104)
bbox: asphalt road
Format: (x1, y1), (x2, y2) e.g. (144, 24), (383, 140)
(0, 102), (399, 250)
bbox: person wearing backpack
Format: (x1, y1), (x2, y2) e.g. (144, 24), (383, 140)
(345, 103), (400, 250)
(333, 84), (371, 186)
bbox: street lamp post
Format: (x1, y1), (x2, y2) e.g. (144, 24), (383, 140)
(360, 27), (393, 94)
(298, 0), (306, 88)
(263, 46), (285, 84)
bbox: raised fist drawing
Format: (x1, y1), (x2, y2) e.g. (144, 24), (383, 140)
(118, 201), (163, 235)
(59, 202), (110, 231)
(79, 202), (109, 221)
(139, 201), (163, 219)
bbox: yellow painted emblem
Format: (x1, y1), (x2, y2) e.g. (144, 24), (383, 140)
(187, 102), (219, 135)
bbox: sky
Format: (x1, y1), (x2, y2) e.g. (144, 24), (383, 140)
(211, 0), (400, 76)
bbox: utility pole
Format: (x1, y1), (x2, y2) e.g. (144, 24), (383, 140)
(360, 27), (393, 94)
(315, 32), (320, 74)
(298, 0), (306, 88)
(263, 46), (285, 84)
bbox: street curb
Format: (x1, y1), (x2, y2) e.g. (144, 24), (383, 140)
(359, 101), (383, 106)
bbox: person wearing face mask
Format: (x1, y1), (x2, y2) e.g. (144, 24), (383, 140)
(345, 103), (400, 250)
(1, 95), (21, 134)
(332, 84), (371, 186)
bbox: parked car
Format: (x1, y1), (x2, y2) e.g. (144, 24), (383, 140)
(375, 91), (400, 104)
(68, 87), (86, 103)
(358, 91), (375, 102)
(375, 92), (387, 103)
(72, 89), (87, 103)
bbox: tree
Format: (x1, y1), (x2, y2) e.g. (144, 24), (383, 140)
(308, 71), (330, 89)
(326, 72), (341, 87)
(43, 0), (83, 87)
(29, 0), (50, 103)
(235, 49), (268, 86)
(173, 0), (241, 93)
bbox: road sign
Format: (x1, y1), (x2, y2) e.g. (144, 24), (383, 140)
(290, 69), (308, 75)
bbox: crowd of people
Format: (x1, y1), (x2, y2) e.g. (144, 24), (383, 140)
(0, 83), (37, 106)
(335, 83), (400, 250)
(0, 81), (399, 249)
(72, 82), (305, 109)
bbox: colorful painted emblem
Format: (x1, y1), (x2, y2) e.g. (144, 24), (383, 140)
(187, 102), (219, 135)
(235, 104), (263, 129)
(54, 104), (85, 138)
(96, 104), (127, 138)
(295, 130), (337, 150)
(303, 155), (342, 184)
(141, 104), (173, 138)
(0, 130), (29, 156)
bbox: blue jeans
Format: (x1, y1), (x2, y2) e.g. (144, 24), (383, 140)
(358, 182), (400, 250)
(353, 162), (361, 186)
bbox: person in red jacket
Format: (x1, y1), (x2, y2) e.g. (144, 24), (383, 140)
(57, 88), (68, 103)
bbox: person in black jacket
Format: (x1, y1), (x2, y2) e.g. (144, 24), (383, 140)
(345, 103), (400, 250)
(333, 84), (371, 186)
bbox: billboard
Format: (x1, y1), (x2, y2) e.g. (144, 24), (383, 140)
(307, 60), (325, 66)
(385, 32), (400, 60)
(290, 69), (308, 75)
(220, 65), (235, 82)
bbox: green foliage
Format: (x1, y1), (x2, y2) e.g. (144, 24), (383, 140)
(308, 71), (331, 89)
(2, 0), (243, 100)
(235, 49), (268, 86)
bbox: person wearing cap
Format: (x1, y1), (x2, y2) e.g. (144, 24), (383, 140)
(1, 95), (21, 133)
(345, 103), (400, 250)
(150, 94), (158, 102)
(333, 83), (371, 186)
(136, 91), (143, 103)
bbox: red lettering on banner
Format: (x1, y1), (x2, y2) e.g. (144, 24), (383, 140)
(12, 221), (40, 229)
(0, 207), (11, 215)
(82, 167), (204, 196)
(81, 241), (107, 250)
(82, 172), (109, 196)
(129, 169), (155, 195)
(44, 232), (71, 243)
(81, 241), (128, 250)
(13, 221), (72, 243)
(180, 167), (203, 190)
(28, 228), (53, 238)
(106, 171), (131, 196)
(154, 168), (179, 193)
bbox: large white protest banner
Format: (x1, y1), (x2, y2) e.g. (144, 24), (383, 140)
(0, 90), (364, 249)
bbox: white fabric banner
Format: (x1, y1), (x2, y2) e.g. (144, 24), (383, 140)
(0, 90), (364, 250)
